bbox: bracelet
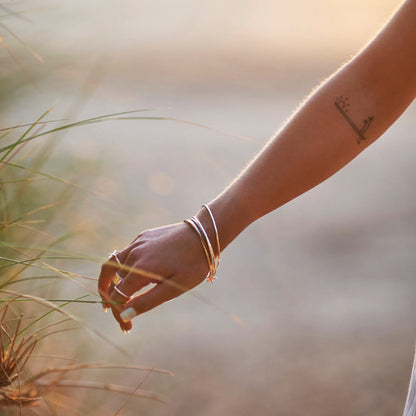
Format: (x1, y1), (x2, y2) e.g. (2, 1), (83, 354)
(184, 217), (215, 280)
(202, 204), (221, 269)
(184, 205), (221, 283)
(191, 216), (216, 271)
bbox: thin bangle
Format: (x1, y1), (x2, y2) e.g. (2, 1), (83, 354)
(191, 216), (216, 273)
(202, 204), (220, 267)
(184, 218), (214, 280)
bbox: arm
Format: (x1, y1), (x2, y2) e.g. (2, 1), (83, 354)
(98, 0), (416, 332)
(209, 0), (416, 250)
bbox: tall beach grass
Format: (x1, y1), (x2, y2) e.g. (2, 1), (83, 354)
(0, 109), (177, 415)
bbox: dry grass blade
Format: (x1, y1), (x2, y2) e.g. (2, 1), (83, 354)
(0, 310), (38, 388)
(0, 308), (170, 409)
(0, 21), (44, 62)
(107, 260), (249, 328)
(0, 385), (41, 407)
(38, 379), (167, 403)
(0, 177), (48, 184)
(1, 202), (58, 230)
(113, 366), (153, 416)
(0, 336), (37, 387)
(1, 361), (169, 408)
(24, 363), (173, 382)
(0, 35), (38, 87)
(0, 290), (132, 357)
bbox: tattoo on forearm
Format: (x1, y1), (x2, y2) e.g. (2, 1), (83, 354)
(334, 96), (374, 144)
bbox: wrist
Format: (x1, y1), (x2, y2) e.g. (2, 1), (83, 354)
(195, 190), (253, 253)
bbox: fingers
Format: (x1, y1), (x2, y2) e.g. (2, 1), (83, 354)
(115, 264), (154, 294)
(99, 223), (209, 331)
(109, 274), (150, 308)
(98, 245), (140, 307)
(98, 251), (126, 310)
(108, 263), (166, 331)
(108, 277), (148, 332)
(119, 274), (195, 323)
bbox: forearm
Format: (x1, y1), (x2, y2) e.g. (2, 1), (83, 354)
(200, 0), (416, 251)
(100, 0), (416, 328)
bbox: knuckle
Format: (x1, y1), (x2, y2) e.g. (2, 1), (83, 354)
(130, 260), (150, 278)
(120, 279), (136, 293)
(125, 247), (141, 266)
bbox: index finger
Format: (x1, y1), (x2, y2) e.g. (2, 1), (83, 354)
(98, 251), (125, 307)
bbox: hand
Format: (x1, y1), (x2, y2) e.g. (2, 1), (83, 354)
(98, 222), (210, 332)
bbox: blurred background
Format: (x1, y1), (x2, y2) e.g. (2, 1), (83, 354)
(1, 0), (416, 415)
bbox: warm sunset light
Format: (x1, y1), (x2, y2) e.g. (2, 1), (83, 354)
(1, 1), (415, 415)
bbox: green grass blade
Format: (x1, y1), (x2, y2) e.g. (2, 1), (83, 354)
(0, 107), (51, 161)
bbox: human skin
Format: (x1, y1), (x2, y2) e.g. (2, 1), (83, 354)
(98, 0), (416, 333)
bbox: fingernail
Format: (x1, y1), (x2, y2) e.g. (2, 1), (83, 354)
(122, 329), (131, 334)
(102, 305), (110, 313)
(120, 307), (136, 322)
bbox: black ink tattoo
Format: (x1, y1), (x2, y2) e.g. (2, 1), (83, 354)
(334, 96), (374, 144)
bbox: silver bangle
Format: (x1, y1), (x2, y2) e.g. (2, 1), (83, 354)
(191, 216), (216, 274)
(202, 204), (220, 268)
(185, 218), (216, 282)
(184, 218), (215, 280)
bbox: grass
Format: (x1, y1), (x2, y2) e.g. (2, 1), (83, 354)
(0, 13), (179, 407)
(0, 11), (205, 410)
(0, 109), (175, 415)
(0, 4), (258, 414)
